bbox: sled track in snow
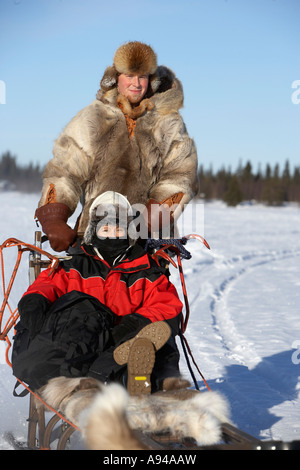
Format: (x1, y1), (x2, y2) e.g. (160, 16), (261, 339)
(209, 247), (300, 365)
(205, 247), (300, 437)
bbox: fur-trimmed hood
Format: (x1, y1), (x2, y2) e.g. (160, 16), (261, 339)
(97, 65), (184, 119)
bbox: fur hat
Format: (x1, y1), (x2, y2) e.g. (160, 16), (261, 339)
(83, 191), (137, 244)
(113, 41), (157, 76)
(99, 41), (157, 93)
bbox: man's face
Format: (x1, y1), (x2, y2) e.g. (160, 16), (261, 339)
(117, 73), (149, 104)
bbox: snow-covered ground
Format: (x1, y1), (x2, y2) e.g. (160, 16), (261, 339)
(0, 192), (299, 448)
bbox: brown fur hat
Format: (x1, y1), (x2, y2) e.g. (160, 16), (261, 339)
(114, 41), (157, 76)
(99, 41), (157, 93)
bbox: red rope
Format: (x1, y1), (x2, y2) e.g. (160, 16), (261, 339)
(152, 241), (211, 391)
(0, 238), (59, 342)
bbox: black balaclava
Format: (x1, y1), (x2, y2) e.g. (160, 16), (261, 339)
(91, 232), (130, 266)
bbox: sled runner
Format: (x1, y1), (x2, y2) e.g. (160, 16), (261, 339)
(1, 232), (299, 450)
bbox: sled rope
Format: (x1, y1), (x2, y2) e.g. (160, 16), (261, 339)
(0, 238), (59, 344)
(146, 235), (211, 391)
(146, 234), (209, 333)
(179, 331), (211, 391)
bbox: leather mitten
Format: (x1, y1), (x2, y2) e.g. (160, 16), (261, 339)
(35, 203), (76, 252)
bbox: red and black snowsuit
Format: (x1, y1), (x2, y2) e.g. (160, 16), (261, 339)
(22, 244), (182, 325)
(13, 243), (183, 390)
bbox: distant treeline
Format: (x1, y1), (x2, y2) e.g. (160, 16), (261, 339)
(198, 160), (300, 206)
(0, 151), (43, 193)
(1, 151), (299, 206)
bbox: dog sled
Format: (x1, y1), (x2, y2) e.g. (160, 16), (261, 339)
(1, 232), (299, 451)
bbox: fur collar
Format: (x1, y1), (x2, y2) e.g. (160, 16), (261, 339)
(116, 94), (154, 120)
(96, 66), (184, 117)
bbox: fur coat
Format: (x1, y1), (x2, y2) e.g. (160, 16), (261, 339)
(38, 66), (198, 234)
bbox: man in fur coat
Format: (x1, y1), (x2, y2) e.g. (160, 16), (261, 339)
(35, 41), (198, 252)
(13, 192), (185, 395)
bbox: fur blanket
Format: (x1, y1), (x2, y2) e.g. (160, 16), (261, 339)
(39, 376), (231, 450)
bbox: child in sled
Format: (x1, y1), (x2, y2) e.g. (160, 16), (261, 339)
(12, 191), (188, 396)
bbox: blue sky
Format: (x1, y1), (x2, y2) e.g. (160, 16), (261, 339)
(1, 0), (299, 174)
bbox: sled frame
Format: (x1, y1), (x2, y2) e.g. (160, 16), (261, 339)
(27, 393), (77, 450)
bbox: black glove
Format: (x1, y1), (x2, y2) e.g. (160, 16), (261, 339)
(111, 313), (151, 345)
(18, 293), (50, 339)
